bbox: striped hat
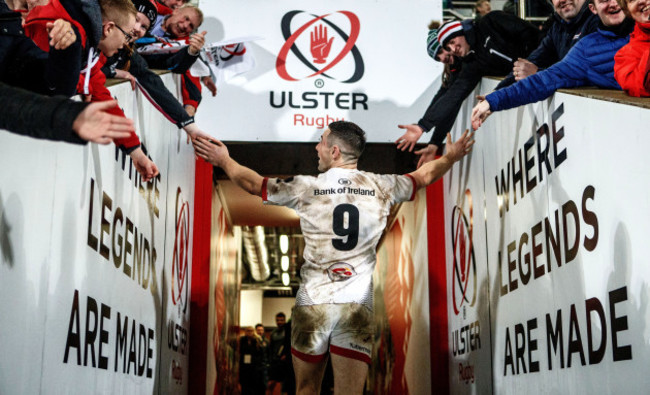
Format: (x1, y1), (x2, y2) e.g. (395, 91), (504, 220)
(438, 20), (464, 48)
(426, 28), (442, 61)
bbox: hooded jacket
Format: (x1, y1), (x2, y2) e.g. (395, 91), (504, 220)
(487, 19), (634, 111)
(495, 1), (599, 89)
(423, 11), (540, 147)
(614, 22), (650, 97)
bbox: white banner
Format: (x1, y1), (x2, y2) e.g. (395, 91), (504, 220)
(445, 78), (650, 393)
(0, 74), (197, 394)
(196, 0), (442, 142)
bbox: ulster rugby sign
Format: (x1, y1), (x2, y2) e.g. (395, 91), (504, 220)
(196, 0), (440, 142)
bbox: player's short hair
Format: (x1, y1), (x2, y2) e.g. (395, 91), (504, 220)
(276, 312), (286, 318)
(178, 4), (204, 27)
(99, 0), (137, 27)
(327, 121), (366, 159)
(255, 323), (264, 329)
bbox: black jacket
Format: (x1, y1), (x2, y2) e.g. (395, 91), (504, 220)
(135, 35), (199, 73)
(424, 11), (540, 146)
(103, 48), (194, 128)
(0, 82), (86, 144)
(495, 2), (599, 89)
(417, 60), (462, 136)
(0, 2), (81, 96)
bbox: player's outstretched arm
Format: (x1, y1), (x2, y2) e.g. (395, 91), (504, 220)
(408, 130), (475, 189)
(193, 137), (264, 197)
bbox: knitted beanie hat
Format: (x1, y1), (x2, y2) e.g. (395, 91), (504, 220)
(426, 28), (442, 61)
(438, 20), (464, 48)
(132, 0), (158, 30)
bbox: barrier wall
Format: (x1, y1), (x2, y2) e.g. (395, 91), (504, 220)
(373, 189), (432, 394)
(0, 75), (197, 393)
(444, 79), (650, 393)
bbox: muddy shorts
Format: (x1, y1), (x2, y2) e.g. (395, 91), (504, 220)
(291, 303), (373, 364)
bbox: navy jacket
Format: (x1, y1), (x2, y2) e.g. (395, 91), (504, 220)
(495, 2), (599, 89)
(486, 20), (634, 112)
(424, 11), (540, 146)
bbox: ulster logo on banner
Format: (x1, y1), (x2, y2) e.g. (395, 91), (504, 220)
(451, 189), (477, 316)
(172, 187), (190, 315)
(276, 10), (364, 83)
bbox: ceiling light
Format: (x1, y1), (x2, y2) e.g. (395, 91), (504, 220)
(280, 255), (290, 271)
(281, 272), (290, 286)
(279, 234), (289, 254)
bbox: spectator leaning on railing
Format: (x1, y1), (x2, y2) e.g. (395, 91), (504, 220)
(25, 0), (160, 182)
(472, 0), (634, 130)
(411, 13), (540, 167)
(139, 4), (207, 116)
(613, 0), (650, 96)
(394, 21), (463, 158)
(102, 0), (211, 141)
(494, 0), (600, 90)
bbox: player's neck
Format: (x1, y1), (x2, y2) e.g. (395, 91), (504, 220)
(331, 159), (358, 170)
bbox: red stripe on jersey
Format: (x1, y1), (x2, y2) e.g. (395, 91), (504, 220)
(329, 344), (371, 364)
(262, 177), (269, 201)
(405, 174), (417, 201)
(291, 348), (327, 363)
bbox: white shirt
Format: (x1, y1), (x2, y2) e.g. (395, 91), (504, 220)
(263, 168), (415, 308)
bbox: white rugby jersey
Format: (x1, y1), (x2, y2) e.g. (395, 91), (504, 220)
(263, 167), (416, 309)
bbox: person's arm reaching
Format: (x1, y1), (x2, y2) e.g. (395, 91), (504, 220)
(408, 130), (475, 188)
(193, 137), (264, 197)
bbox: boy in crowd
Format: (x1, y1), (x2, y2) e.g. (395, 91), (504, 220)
(25, 0), (159, 181)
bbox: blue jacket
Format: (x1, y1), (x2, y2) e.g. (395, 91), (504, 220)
(495, 2), (599, 89)
(486, 21), (634, 112)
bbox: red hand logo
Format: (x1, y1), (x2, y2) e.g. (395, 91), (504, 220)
(310, 24), (334, 64)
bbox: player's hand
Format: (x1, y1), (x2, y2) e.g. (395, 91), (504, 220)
(193, 136), (229, 167)
(201, 76), (217, 96)
(72, 100), (134, 144)
(471, 100), (491, 131)
(115, 69), (137, 90)
(47, 19), (76, 50)
(414, 144), (439, 169)
(188, 31), (207, 55)
(444, 130), (475, 163)
(513, 58), (538, 81)
(395, 124), (424, 152)
(130, 147), (159, 182)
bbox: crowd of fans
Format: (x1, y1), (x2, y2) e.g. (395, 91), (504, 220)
(1, 0), (214, 181)
(397, 0), (649, 167)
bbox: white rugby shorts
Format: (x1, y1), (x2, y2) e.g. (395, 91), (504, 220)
(291, 303), (373, 364)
